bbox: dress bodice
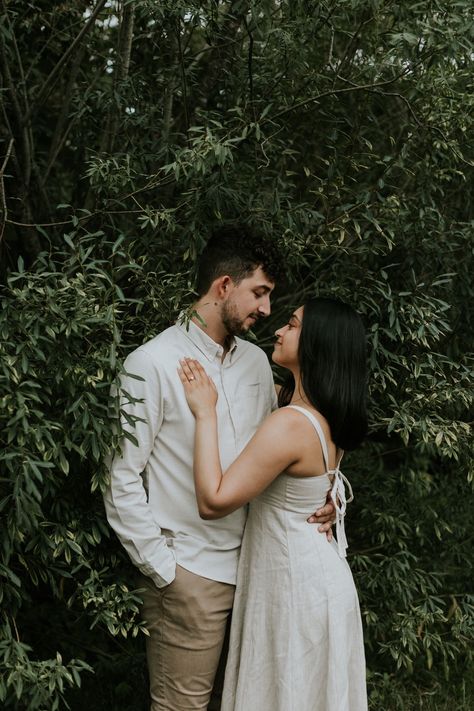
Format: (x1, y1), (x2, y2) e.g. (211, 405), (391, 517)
(251, 405), (354, 559)
(255, 472), (332, 515)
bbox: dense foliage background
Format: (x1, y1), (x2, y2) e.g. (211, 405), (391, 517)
(1, 1), (473, 709)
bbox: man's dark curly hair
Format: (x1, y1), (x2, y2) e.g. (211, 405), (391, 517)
(195, 224), (285, 296)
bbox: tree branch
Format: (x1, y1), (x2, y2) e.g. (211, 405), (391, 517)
(0, 138), (14, 243)
(243, 16), (255, 116)
(267, 68), (416, 124)
(45, 46), (86, 181)
(177, 17), (190, 133)
(23, 0), (108, 125)
(0, 6), (32, 186)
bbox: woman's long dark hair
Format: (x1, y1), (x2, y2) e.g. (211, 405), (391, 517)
(278, 297), (368, 451)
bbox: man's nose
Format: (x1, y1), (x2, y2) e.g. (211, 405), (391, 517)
(258, 295), (271, 317)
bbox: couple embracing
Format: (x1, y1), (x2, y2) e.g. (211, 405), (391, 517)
(104, 225), (368, 711)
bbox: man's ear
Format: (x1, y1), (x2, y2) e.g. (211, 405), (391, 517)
(215, 275), (233, 298)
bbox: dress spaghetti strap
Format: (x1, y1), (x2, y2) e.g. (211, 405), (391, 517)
(286, 405), (330, 470)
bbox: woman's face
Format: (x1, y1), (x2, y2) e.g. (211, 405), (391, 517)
(272, 305), (304, 368)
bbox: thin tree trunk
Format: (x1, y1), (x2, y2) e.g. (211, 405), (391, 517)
(102, 2), (135, 155)
(44, 46), (86, 185)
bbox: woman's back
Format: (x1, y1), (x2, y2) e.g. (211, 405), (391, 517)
(277, 404), (339, 479)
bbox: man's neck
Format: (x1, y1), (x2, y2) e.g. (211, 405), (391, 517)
(191, 300), (229, 349)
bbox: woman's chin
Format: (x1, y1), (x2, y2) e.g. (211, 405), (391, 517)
(271, 350), (281, 365)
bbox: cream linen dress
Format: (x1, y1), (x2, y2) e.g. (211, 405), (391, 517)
(221, 406), (368, 711)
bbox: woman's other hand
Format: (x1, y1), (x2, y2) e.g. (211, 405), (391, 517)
(178, 358), (218, 418)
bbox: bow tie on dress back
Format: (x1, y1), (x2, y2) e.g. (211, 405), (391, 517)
(329, 468), (354, 559)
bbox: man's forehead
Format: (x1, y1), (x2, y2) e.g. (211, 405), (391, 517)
(245, 266), (275, 290)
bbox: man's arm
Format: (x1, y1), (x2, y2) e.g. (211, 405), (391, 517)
(103, 347), (176, 587)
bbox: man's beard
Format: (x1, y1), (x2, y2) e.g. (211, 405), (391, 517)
(221, 300), (258, 336)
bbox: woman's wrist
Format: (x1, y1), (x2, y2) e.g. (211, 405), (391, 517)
(194, 408), (217, 422)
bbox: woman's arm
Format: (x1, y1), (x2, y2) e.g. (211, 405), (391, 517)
(178, 359), (299, 519)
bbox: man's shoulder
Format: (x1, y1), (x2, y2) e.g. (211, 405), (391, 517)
(140, 324), (182, 351)
(123, 325), (183, 366)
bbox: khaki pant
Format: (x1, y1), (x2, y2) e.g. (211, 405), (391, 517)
(139, 565), (235, 710)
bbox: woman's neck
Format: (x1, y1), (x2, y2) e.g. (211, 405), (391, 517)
(288, 371), (311, 407)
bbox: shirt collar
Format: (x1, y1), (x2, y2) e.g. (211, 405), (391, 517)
(176, 315), (238, 362)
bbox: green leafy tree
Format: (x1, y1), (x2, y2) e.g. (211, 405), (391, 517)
(1, 1), (473, 708)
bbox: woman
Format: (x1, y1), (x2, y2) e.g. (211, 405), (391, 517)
(178, 297), (368, 711)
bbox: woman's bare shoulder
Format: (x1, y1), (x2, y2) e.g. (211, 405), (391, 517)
(262, 405), (308, 431)
(267, 405), (332, 442)
(246, 407), (307, 461)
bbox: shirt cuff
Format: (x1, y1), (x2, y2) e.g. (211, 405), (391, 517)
(138, 548), (177, 588)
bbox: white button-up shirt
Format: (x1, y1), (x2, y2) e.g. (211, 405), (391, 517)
(104, 319), (277, 587)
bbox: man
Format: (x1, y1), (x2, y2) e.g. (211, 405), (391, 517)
(104, 225), (335, 710)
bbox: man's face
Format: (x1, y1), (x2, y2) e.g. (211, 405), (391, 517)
(221, 266), (275, 336)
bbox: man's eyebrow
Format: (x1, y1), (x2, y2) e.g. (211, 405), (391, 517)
(255, 284), (273, 293)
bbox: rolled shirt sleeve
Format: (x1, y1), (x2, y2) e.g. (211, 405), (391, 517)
(103, 347), (177, 588)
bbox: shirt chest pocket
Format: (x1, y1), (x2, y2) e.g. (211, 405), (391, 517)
(233, 383), (264, 436)
(238, 383), (260, 400)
